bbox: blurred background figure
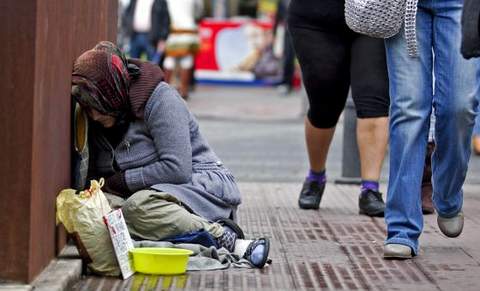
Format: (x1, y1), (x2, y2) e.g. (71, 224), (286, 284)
(164, 0), (204, 100)
(421, 115), (436, 215)
(117, 0), (130, 52)
(273, 0), (295, 95)
(122, 0), (170, 63)
(472, 113), (480, 155)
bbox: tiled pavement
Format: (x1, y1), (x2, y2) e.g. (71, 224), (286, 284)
(71, 182), (480, 291)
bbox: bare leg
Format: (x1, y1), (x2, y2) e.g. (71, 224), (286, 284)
(164, 69), (173, 84)
(298, 117), (335, 209)
(305, 117), (336, 172)
(357, 117), (388, 217)
(356, 117), (388, 181)
(179, 68), (192, 100)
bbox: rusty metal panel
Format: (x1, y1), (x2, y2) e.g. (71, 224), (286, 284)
(0, 0), (37, 282)
(0, 0), (117, 283)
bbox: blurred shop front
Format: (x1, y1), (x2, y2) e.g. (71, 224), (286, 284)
(196, 0), (294, 86)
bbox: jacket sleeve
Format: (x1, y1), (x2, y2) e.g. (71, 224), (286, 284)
(124, 84), (193, 192)
(150, 0), (170, 46)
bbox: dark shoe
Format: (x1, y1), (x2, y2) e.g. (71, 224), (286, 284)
(421, 142), (435, 214)
(216, 218), (245, 239)
(243, 238), (271, 268)
(298, 180), (325, 209)
(421, 184), (435, 214)
(359, 190), (385, 217)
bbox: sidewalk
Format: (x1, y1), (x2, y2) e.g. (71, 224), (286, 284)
(71, 182), (480, 290)
(24, 85), (480, 290)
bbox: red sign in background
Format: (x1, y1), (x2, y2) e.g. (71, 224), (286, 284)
(195, 19), (276, 84)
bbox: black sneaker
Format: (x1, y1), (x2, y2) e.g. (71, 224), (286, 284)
(298, 180), (325, 209)
(359, 189), (385, 217)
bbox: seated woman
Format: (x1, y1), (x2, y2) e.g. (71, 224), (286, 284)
(71, 41), (269, 268)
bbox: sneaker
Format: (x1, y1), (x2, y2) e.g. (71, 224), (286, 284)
(359, 189), (385, 217)
(215, 217), (245, 239)
(437, 211), (464, 238)
(384, 244), (413, 259)
(298, 180), (325, 209)
(243, 238), (271, 268)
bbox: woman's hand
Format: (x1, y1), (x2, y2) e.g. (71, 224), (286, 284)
(103, 172), (130, 198)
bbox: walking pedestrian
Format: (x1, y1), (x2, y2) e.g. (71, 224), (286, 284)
(383, 0), (480, 259)
(123, 0), (170, 62)
(471, 114), (480, 155)
(274, 0), (295, 95)
(288, 0), (390, 217)
(164, 0), (203, 99)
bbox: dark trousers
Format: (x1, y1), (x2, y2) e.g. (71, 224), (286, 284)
(130, 32), (156, 61)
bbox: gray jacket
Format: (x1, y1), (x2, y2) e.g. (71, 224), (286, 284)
(89, 82), (241, 220)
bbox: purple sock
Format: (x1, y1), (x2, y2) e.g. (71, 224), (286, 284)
(361, 180), (379, 193)
(306, 169), (326, 184)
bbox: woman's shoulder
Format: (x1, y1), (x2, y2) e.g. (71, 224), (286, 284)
(144, 82), (190, 120)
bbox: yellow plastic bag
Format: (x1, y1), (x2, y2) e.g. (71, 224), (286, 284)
(56, 179), (120, 276)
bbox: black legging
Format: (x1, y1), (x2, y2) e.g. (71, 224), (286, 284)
(288, 21), (390, 128)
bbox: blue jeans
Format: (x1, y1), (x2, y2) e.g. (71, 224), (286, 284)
(129, 32), (156, 61)
(385, 0), (480, 254)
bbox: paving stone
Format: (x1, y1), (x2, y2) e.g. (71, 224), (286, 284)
(70, 182), (480, 290)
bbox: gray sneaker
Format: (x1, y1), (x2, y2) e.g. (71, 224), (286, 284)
(437, 211), (464, 238)
(384, 244), (413, 259)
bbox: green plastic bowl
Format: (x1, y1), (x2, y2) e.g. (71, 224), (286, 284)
(130, 247), (193, 275)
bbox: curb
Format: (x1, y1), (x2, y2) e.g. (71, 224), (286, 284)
(31, 246), (82, 291)
(0, 285), (32, 291)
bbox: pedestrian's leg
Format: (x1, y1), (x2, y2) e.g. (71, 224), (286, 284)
(288, 24), (351, 209)
(356, 117), (388, 216)
(178, 55), (194, 99)
(179, 68), (191, 100)
(384, 5), (434, 256)
(431, 0), (480, 237)
(144, 37), (156, 61)
(305, 119), (335, 173)
(129, 33), (142, 59)
(350, 35), (390, 217)
(421, 141), (435, 214)
(472, 111), (480, 154)
(282, 31), (295, 90)
(163, 56), (175, 84)
(356, 118), (388, 181)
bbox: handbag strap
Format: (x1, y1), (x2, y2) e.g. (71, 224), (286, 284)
(405, 0), (419, 57)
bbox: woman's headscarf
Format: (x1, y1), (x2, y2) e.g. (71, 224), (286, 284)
(72, 43), (131, 119)
(72, 41), (165, 121)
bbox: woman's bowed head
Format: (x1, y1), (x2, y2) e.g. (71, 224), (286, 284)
(71, 41), (162, 128)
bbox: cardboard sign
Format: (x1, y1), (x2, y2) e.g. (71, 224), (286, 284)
(104, 209), (135, 279)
